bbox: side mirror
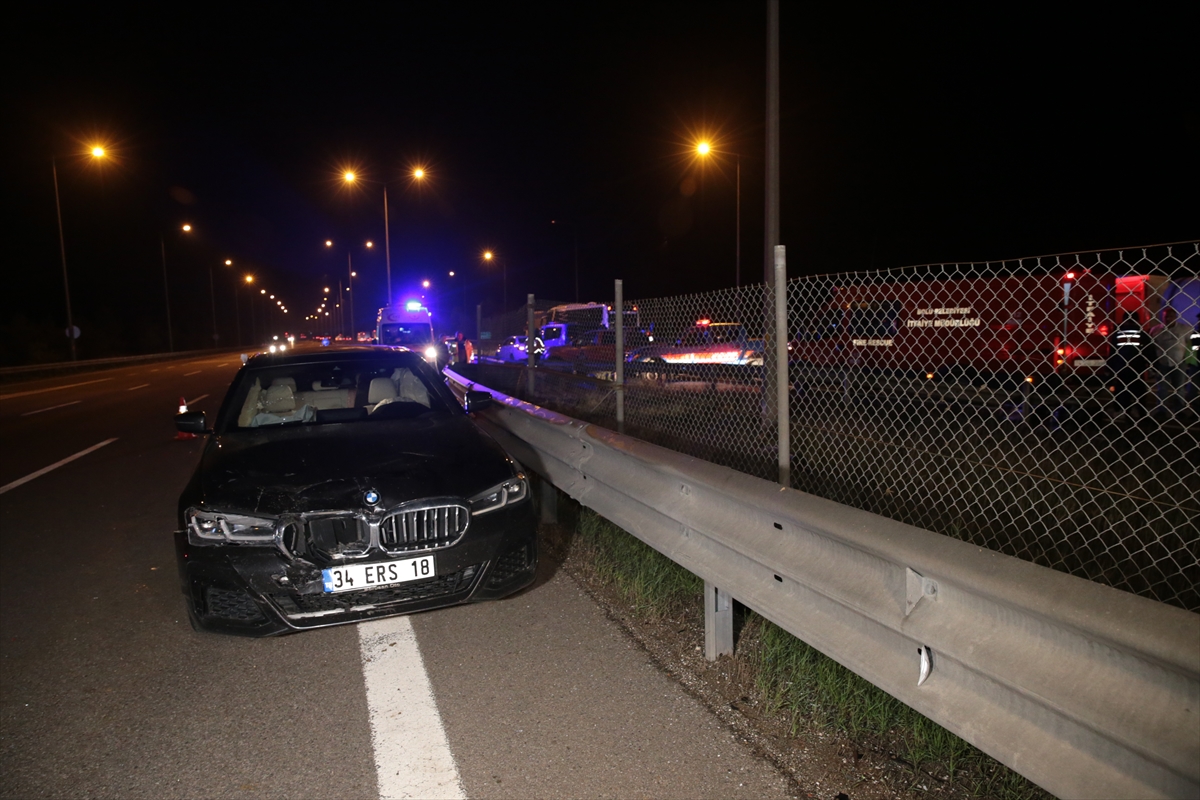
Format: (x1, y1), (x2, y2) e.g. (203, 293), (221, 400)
(464, 390), (493, 413)
(175, 410), (211, 434)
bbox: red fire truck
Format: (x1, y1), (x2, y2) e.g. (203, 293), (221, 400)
(788, 272), (1173, 380)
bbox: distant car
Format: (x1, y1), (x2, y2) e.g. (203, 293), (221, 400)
(628, 320), (760, 365)
(496, 335), (544, 362)
(173, 345), (537, 636)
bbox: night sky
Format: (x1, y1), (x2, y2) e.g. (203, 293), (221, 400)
(5, 4), (1196, 363)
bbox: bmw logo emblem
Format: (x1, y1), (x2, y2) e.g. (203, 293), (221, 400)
(363, 490), (380, 506)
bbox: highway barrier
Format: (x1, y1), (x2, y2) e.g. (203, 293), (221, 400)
(446, 365), (1200, 799)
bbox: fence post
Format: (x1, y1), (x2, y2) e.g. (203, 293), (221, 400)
(476, 303), (482, 343)
(615, 279), (625, 434)
(775, 245), (790, 487)
(526, 294), (536, 396)
(704, 581), (733, 660)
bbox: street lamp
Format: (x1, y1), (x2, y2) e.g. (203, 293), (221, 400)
(342, 167), (426, 309)
(694, 139), (742, 287)
(160, 222), (193, 353)
(483, 250), (507, 312)
(51, 144), (108, 360)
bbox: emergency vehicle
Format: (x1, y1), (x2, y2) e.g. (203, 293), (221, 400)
(787, 272), (1177, 379)
(375, 302), (443, 367)
(628, 320), (761, 365)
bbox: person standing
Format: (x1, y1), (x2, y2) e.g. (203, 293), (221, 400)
(1152, 307), (1190, 414)
(1108, 311), (1153, 417)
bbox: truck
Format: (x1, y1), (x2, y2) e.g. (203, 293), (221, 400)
(787, 271), (1193, 380)
(375, 302), (445, 367)
(627, 320), (761, 366)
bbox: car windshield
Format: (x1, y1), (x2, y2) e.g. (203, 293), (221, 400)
(378, 323), (433, 346)
(221, 352), (455, 431)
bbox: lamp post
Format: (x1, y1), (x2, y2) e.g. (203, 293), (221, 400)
(51, 145), (107, 360)
(483, 250), (506, 312)
(159, 223), (193, 353)
(343, 168), (425, 308)
(695, 140), (742, 287)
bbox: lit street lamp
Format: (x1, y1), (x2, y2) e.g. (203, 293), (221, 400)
(342, 167), (426, 308)
(160, 222), (193, 353)
(695, 139), (742, 287)
(51, 144), (107, 360)
(483, 250), (507, 312)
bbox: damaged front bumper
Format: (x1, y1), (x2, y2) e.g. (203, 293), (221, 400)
(174, 502), (537, 636)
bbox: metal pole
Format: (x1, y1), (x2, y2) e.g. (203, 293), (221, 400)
(338, 279), (345, 336)
(51, 157), (77, 361)
(209, 265), (218, 347)
(160, 235), (174, 352)
(763, 0), (780, 420)
(347, 251), (355, 340)
(476, 303), (482, 342)
(233, 284), (242, 346)
(615, 279), (625, 435)
(249, 290), (255, 345)
(574, 233), (580, 303)
(504, 263), (508, 313)
(775, 246), (790, 487)
(383, 187), (392, 307)
(526, 293), (536, 397)
(736, 155), (741, 288)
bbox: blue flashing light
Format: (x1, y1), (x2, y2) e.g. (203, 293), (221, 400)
(405, 300), (423, 311)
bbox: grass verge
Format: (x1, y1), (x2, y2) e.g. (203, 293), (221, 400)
(568, 506), (1052, 800)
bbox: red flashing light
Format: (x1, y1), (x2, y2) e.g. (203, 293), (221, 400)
(1064, 271), (1076, 281)
(1098, 323), (1110, 336)
(696, 318), (711, 326)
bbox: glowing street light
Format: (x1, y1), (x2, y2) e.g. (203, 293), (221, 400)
(482, 250), (507, 311)
(160, 222), (195, 354)
(51, 144), (108, 360)
(694, 138), (742, 287)
(340, 165), (428, 306)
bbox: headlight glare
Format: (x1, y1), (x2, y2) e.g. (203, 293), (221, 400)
(468, 474), (528, 515)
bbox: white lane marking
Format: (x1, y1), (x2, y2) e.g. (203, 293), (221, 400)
(184, 370), (201, 376)
(0, 438), (118, 495)
(186, 394), (210, 405)
(127, 383), (150, 391)
(359, 616), (465, 800)
(216, 362), (229, 367)
(21, 401), (82, 417)
(0, 378), (112, 401)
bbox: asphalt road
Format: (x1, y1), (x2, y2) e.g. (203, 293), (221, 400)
(0, 354), (793, 799)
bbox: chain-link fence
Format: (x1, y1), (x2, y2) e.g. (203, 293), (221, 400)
(463, 242), (1199, 611)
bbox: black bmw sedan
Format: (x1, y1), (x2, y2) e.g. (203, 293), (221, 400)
(174, 345), (537, 636)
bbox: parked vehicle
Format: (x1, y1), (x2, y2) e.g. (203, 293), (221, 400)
(628, 320), (760, 365)
(787, 272), (1190, 380)
(173, 345), (536, 636)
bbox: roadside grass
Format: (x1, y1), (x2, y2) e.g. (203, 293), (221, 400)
(571, 507), (1051, 800)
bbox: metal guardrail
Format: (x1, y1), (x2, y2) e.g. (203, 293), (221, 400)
(445, 366), (1200, 800)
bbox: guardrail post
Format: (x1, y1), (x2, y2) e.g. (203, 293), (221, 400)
(539, 475), (558, 524)
(615, 279), (625, 435)
(704, 581), (733, 660)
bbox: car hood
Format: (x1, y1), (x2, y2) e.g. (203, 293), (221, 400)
(195, 414), (516, 516)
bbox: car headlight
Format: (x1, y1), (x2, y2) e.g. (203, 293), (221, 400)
(186, 508), (277, 545)
(424, 346), (439, 361)
(468, 474), (528, 515)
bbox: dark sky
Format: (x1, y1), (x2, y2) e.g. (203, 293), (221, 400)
(4, 3), (1197, 360)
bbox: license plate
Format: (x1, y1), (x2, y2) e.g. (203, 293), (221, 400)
(322, 556), (435, 594)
